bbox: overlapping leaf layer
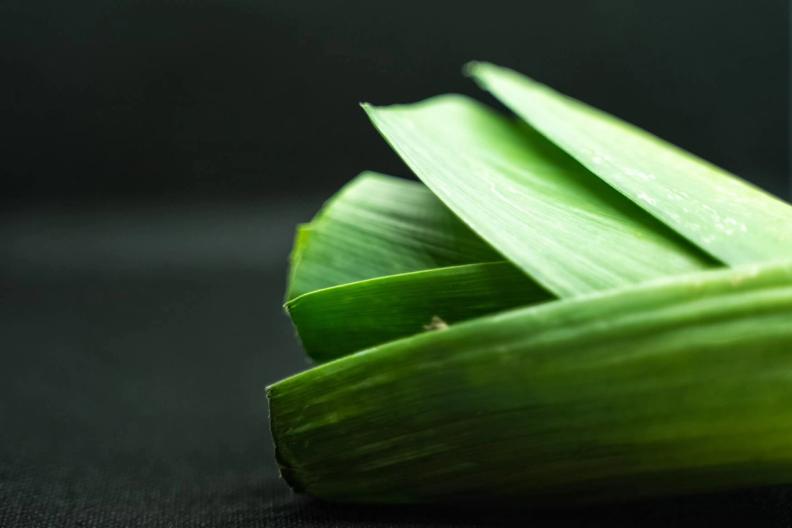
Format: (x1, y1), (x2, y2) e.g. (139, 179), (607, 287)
(272, 64), (792, 504)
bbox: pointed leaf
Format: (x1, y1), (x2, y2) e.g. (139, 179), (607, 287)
(363, 96), (714, 297)
(468, 62), (792, 265)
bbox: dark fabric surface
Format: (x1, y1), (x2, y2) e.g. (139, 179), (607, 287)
(2, 203), (792, 526)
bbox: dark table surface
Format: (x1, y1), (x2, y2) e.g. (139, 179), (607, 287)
(2, 201), (792, 527)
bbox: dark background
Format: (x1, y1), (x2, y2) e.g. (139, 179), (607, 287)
(2, 1), (791, 526)
(3, 0), (790, 206)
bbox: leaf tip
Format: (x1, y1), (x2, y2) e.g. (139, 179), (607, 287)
(465, 61), (545, 93)
(462, 60), (487, 78)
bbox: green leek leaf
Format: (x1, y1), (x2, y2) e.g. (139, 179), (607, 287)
(285, 172), (551, 360)
(272, 64), (792, 505)
(286, 262), (549, 362)
(286, 171), (501, 300)
(468, 62), (792, 265)
(269, 260), (792, 504)
(363, 96), (715, 297)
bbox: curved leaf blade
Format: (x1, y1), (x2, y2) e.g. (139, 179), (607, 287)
(286, 171), (502, 300)
(270, 261), (792, 503)
(363, 96), (714, 297)
(287, 261), (550, 362)
(468, 62), (792, 265)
